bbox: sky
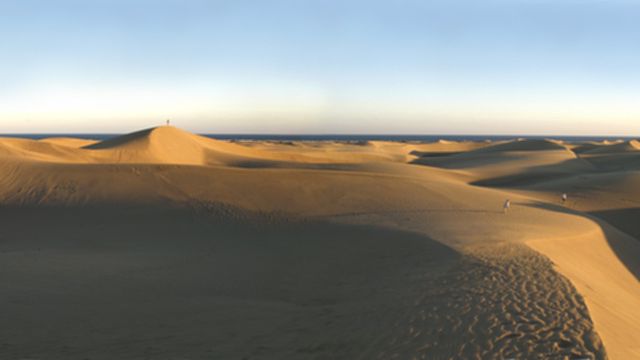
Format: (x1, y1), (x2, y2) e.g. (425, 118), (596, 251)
(1, 0), (639, 135)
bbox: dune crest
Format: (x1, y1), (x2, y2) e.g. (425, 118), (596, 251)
(84, 126), (213, 165)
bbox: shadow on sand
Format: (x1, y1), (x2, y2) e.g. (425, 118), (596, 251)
(0, 204), (461, 359)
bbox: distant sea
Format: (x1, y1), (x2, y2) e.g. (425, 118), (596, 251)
(1, 133), (636, 142)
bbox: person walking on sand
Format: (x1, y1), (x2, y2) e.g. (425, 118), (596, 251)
(562, 193), (568, 205)
(503, 199), (511, 214)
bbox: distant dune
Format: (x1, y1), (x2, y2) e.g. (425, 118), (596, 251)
(582, 139), (640, 154)
(1, 126), (638, 359)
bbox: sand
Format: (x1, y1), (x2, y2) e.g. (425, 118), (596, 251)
(0, 126), (638, 359)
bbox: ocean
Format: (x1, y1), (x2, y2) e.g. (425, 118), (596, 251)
(0, 134), (636, 142)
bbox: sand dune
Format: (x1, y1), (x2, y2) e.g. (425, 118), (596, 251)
(470, 138), (568, 153)
(412, 139), (590, 187)
(0, 127), (419, 166)
(39, 137), (98, 148)
(582, 139), (640, 154)
(1, 126), (638, 359)
(0, 137), (92, 163)
(528, 220), (640, 360)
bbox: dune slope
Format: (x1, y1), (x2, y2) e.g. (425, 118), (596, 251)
(1, 127), (638, 359)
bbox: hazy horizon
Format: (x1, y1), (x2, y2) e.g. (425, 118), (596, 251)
(2, 127), (637, 141)
(2, 0), (640, 135)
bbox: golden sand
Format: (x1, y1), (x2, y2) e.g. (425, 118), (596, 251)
(1, 126), (638, 359)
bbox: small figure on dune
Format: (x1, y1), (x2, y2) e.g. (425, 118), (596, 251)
(562, 192), (568, 205)
(503, 199), (511, 214)
(166, 118), (171, 126)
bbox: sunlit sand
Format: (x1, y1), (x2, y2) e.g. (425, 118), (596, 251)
(1, 126), (638, 359)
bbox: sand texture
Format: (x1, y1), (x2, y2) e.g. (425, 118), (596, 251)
(1, 126), (638, 359)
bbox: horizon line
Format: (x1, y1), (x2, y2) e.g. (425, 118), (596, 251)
(1, 131), (638, 139)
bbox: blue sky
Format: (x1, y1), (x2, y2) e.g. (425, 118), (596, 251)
(1, 0), (639, 134)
